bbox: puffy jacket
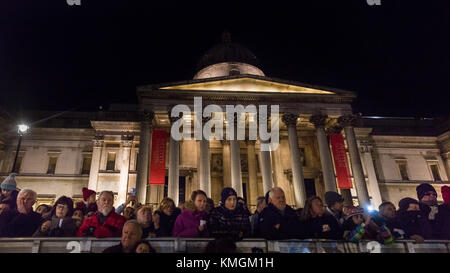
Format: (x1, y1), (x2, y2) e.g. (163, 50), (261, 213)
(172, 209), (208, 238)
(76, 211), (126, 238)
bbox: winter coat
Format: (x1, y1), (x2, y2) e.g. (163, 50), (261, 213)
(396, 210), (433, 240)
(249, 211), (262, 237)
(154, 208), (181, 237)
(0, 210), (42, 237)
(259, 203), (303, 240)
(0, 190), (19, 211)
(301, 214), (343, 240)
(142, 224), (156, 238)
(172, 209), (208, 238)
(208, 205), (251, 241)
(76, 211), (126, 238)
(419, 202), (442, 239)
(47, 216), (78, 237)
(437, 204), (450, 240)
(324, 207), (345, 228)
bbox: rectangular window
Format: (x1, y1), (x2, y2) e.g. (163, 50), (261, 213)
(106, 153), (116, 171)
(396, 160), (409, 181)
(429, 163), (442, 182)
(47, 157), (58, 174)
(81, 157), (91, 174)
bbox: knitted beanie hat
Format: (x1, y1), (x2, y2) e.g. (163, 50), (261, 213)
(1, 173), (17, 191)
(416, 183), (436, 201)
(82, 187), (96, 201)
(441, 186), (450, 204)
(221, 187), (237, 205)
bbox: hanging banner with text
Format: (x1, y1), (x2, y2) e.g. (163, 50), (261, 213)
(329, 134), (353, 189)
(149, 130), (167, 185)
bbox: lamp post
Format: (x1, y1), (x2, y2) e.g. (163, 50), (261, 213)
(11, 124), (29, 173)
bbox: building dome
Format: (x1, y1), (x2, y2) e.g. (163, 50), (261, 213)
(194, 32), (265, 79)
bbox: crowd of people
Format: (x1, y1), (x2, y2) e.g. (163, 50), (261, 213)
(1, 172), (450, 253)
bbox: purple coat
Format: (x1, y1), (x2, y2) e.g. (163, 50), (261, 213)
(172, 209), (208, 238)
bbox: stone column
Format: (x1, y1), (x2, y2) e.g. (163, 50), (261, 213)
(230, 138), (243, 197)
(136, 111), (154, 205)
(282, 113), (306, 208)
(118, 134), (133, 204)
(246, 140), (258, 206)
(221, 140), (232, 188)
(360, 140), (383, 208)
(88, 135), (104, 191)
(199, 117), (211, 197)
(229, 114), (243, 197)
(338, 115), (370, 208)
(168, 115), (180, 206)
(258, 111), (273, 195)
(442, 152), (450, 181)
(310, 114), (337, 193)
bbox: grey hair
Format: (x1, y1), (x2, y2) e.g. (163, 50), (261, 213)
(124, 219), (143, 239)
(98, 191), (114, 199)
(18, 189), (37, 202)
(268, 187), (284, 199)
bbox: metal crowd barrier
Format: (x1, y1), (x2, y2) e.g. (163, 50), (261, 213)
(0, 237), (449, 253)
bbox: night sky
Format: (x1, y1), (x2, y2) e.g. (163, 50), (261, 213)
(0, 0), (449, 118)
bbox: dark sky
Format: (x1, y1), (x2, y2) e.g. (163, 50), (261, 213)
(0, 0), (449, 118)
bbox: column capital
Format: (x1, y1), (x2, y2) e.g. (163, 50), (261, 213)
(309, 114), (328, 128)
(281, 113), (299, 127)
(245, 140), (256, 146)
(221, 140), (230, 146)
(93, 134), (104, 147)
(337, 115), (358, 127)
(326, 125), (343, 135)
(140, 110), (155, 123)
(441, 151), (450, 160)
(121, 134), (134, 147)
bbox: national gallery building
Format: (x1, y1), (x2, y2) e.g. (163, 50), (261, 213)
(1, 37), (449, 211)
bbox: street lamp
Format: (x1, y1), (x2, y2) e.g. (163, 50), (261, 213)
(11, 124), (29, 173)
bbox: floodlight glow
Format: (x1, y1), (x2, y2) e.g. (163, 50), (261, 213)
(18, 124), (29, 134)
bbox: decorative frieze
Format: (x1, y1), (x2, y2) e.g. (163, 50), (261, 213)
(337, 115), (358, 127)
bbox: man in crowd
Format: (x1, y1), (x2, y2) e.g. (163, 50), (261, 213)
(249, 196), (266, 237)
(0, 189), (42, 237)
(416, 183), (442, 238)
(77, 190), (126, 238)
(259, 187), (302, 240)
(102, 220), (143, 253)
(324, 191), (345, 228)
(377, 201), (405, 239)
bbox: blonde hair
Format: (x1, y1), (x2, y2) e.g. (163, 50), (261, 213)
(136, 205), (153, 214)
(158, 197), (175, 212)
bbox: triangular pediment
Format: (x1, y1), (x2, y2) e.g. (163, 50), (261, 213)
(158, 75), (336, 95)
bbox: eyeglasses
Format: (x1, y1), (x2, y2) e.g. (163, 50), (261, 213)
(424, 192), (437, 196)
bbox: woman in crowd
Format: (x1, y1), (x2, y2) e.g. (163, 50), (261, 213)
(136, 205), (156, 238)
(300, 196), (343, 240)
(33, 196), (78, 237)
(153, 197), (181, 237)
(35, 204), (52, 217)
(173, 190), (209, 238)
(343, 206), (393, 244)
(72, 208), (85, 229)
(208, 187), (251, 241)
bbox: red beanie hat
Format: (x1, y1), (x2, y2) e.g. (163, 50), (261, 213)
(82, 187), (96, 201)
(441, 186), (450, 205)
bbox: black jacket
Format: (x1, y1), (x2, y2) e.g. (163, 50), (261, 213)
(259, 204), (303, 240)
(419, 203), (442, 239)
(0, 210), (42, 237)
(396, 210), (433, 239)
(437, 204), (450, 240)
(301, 214), (343, 240)
(208, 205), (251, 241)
(154, 208), (181, 237)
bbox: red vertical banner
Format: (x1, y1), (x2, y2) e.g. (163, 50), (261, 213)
(329, 134), (353, 189)
(149, 130), (167, 185)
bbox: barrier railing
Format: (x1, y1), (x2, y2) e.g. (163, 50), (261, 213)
(0, 237), (449, 253)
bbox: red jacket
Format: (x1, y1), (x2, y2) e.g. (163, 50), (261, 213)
(77, 211), (126, 238)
